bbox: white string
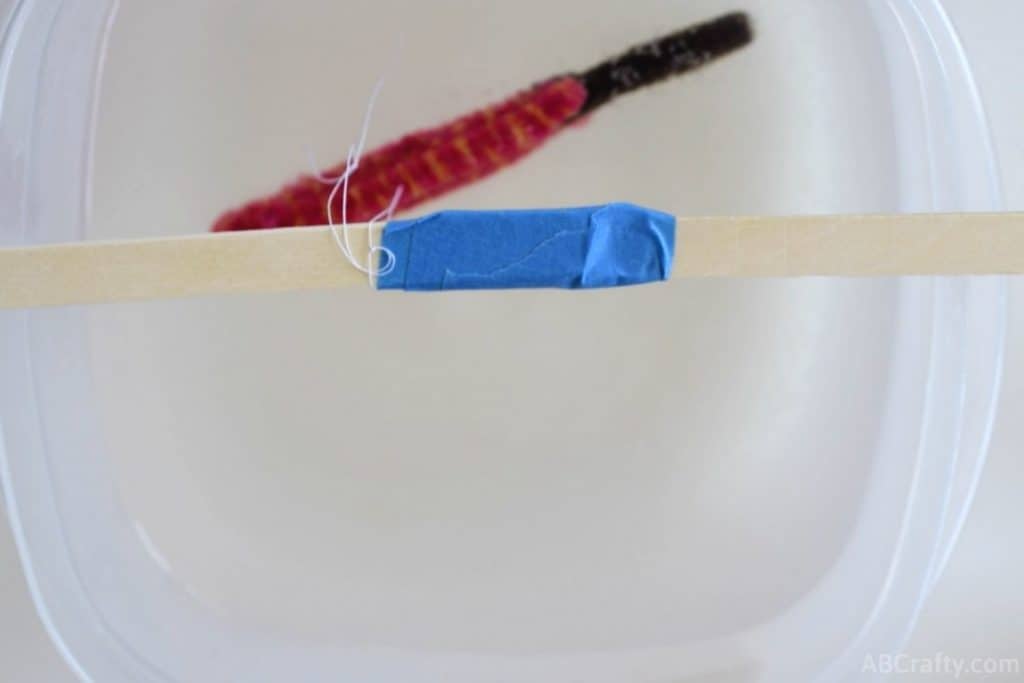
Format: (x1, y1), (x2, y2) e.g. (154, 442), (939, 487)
(322, 78), (402, 285)
(306, 78), (386, 185)
(307, 30), (405, 184)
(366, 185), (405, 282)
(305, 146), (343, 185)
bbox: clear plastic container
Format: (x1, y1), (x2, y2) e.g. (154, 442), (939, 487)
(0, 0), (1006, 681)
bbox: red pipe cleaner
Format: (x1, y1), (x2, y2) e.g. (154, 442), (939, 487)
(212, 78), (585, 232)
(211, 13), (752, 232)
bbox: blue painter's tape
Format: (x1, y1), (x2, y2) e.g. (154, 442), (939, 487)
(377, 203), (675, 291)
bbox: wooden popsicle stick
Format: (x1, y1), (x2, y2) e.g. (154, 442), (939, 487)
(1, 212), (1022, 309)
(0, 225), (384, 309)
(674, 212), (1024, 276)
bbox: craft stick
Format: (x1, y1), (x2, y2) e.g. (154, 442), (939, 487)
(675, 212), (1024, 277)
(1, 212), (1022, 309)
(0, 225), (384, 309)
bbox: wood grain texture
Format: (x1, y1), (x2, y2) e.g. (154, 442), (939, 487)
(2, 213), (1021, 309)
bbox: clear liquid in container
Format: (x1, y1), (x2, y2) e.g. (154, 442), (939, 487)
(87, 0), (900, 653)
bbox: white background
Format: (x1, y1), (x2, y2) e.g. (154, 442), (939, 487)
(1, 1), (1022, 679)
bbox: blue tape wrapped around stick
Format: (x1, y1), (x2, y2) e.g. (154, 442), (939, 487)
(377, 203), (676, 291)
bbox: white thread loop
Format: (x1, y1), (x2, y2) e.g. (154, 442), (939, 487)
(321, 78), (400, 285)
